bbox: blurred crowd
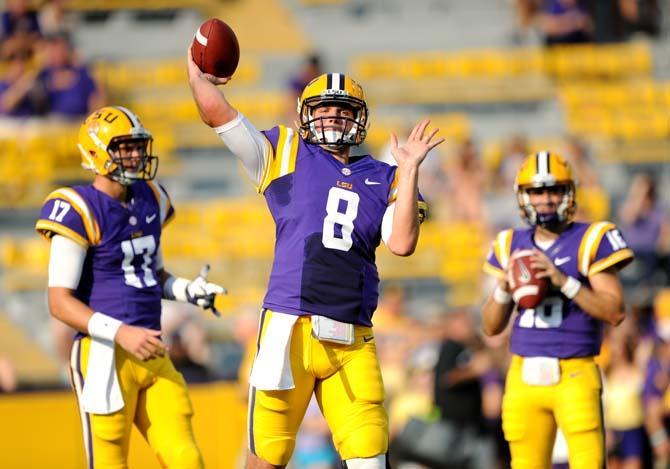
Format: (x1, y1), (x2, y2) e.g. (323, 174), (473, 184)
(0, 0), (103, 124)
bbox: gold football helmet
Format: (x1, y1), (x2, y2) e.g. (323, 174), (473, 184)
(297, 73), (368, 148)
(514, 151), (576, 227)
(77, 106), (157, 185)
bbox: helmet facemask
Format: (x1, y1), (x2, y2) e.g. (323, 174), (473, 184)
(300, 97), (367, 151)
(517, 182), (576, 229)
(106, 135), (158, 186)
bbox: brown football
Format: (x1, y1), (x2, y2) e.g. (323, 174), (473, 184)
(191, 18), (240, 78)
(508, 249), (548, 309)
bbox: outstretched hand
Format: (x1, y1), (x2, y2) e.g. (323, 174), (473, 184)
(186, 47), (231, 86)
(390, 119), (445, 168)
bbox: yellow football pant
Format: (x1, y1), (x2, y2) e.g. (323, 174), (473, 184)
(503, 355), (605, 469)
(248, 312), (388, 466)
(70, 336), (203, 469)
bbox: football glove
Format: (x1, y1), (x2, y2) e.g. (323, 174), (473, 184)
(185, 264), (226, 316)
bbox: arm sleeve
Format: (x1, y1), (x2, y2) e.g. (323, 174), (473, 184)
(48, 235), (86, 289)
(214, 113), (273, 187)
(578, 222), (635, 276)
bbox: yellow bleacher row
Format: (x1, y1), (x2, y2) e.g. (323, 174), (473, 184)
(559, 81), (670, 140)
(351, 42), (652, 81)
(65, 0), (221, 15)
(350, 42), (652, 106)
(1, 197), (491, 309)
(93, 58), (261, 96)
(0, 122), (179, 209)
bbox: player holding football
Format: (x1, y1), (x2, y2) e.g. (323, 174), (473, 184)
(187, 48), (443, 469)
(481, 151), (634, 468)
(36, 106), (226, 469)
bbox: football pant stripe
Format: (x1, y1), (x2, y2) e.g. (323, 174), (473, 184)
(248, 308), (269, 456)
(70, 338), (94, 469)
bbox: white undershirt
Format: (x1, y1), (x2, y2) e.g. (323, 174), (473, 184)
(48, 235), (86, 289)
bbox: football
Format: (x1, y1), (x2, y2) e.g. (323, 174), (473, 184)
(508, 249), (548, 309)
(191, 18), (240, 78)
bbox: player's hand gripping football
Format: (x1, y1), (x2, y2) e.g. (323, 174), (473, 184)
(530, 250), (567, 289)
(390, 119), (445, 169)
(187, 47), (230, 86)
(185, 264), (227, 317)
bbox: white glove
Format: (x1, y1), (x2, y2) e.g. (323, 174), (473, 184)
(185, 265), (226, 316)
(165, 264), (227, 316)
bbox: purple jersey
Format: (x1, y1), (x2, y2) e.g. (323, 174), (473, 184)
(258, 125), (426, 327)
(484, 221), (634, 358)
(36, 181), (175, 330)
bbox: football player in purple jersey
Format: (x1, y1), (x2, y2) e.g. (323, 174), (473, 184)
(481, 151), (634, 468)
(36, 106), (226, 469)
(187, 48), (443, 469)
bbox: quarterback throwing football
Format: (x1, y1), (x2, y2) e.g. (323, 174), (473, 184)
(187, 48), (443, 469)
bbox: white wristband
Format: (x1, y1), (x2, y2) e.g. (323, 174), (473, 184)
(493, 286), (512, 304)
(88, 312), (123, 342)
(163, 276), (190, 302)
(561, 276), (581, 299)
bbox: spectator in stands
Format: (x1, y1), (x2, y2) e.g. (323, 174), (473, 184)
(564, 136), (610, 223)
(161, 301), (213, 384)
(433, 310), (496, 468)
(618, 173), (669, 287)
(618, 0), (661, 37)
(38, 0), (75, 37)
(536, 0), (594, 46)
(446, 139), (488, 224)
(643, 297), (670, 468)
(35, 31), (104, 120)
(286, 53), (322, 121)
(0, 48), (47, 117)
(0, 0), (40, 61)
(0, 356), (17, 393)
(510, 0), (541, 43)
(603, 326), (647, 469)
(293, 397), (339, 469)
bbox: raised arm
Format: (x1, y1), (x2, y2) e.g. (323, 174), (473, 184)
(386, 119), (444, 256)
(186, 47), (237, 127)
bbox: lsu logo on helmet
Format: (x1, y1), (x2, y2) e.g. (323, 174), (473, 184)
(514, 151), (576, 227)
(297, 73), (369, 147)
(78, 106), (158, 186)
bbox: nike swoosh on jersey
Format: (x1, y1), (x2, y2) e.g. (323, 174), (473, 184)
(146, 214), (157, 224)
(555, 256), (571, 266)
(363, 336), (374, 342)
(364, 178), (381, 185)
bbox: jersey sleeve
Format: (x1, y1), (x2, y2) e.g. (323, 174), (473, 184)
(146, 181), (175, 227)
(386, 168), (428, 223)
(258, 125), (299, 194)
(35, 187), (100, 248)
(577, 221), (635, 277)
(482, 229), (514, 279)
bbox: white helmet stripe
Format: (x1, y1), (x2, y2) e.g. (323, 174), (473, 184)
(114, 105), (143, 132)
(537, 151), (549, 177)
